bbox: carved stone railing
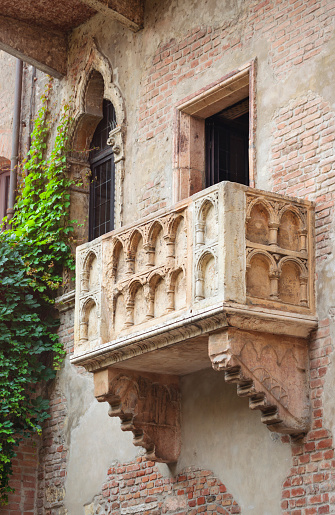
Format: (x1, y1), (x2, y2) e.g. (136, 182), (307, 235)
(72, 182), (316, 461)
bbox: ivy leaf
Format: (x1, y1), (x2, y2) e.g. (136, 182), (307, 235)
(0, 80), (75, 505)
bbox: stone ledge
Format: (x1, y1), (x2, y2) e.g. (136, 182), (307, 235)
(55, 290), (76, 313)
(70, 302), (317, 373)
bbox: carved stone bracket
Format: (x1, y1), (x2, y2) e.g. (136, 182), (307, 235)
(209, 327), (309, 435)
(94, 368), (181, 463)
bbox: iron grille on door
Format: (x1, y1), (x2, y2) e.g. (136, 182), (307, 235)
(89, 99), (117, 241)
(205, 99), (249, 188)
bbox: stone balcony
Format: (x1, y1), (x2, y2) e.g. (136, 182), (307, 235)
(71, 182), (317, 462)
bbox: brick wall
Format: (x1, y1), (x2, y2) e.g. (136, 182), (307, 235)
(281, 321), (335, 514)
(85, 459), (241, 514)
(138, 0), (335, 213)
(1, 439), (39, 515)
(267, 40), (335, 515)
(36, 308), (74, 515)
(139, 0), (335, 142)
(246, 0), (334, 79)
(271, 92), (335, 265)
(138, 172), (167, 217)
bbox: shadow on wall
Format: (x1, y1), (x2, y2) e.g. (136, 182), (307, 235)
(177, 367), (292, 514)
(61, 362), (292, 514)
(60, 359), (137, 515)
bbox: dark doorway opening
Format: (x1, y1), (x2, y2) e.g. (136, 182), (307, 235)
(205, 98), (249, 188)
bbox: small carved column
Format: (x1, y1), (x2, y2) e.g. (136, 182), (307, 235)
(145, 284), (155, 320)
(299, 229), (307, 252)
(125, 251), (135, 276)
(195, 220), (205, 245)
(124, 292), (134, 327)
(107, 125), (125, 229)
(79, 321), (88, 343)
(164, 236), (175, 268)
(165, 287), (175, 313)
(195, 270), (204, 301)
(269, 222), (279, 246)
(269, 268), (280, 299)
(80, 270), (90, 293)
(94, 368), (181, 463)
(300, 274), (308, 306)
(144, 244), (155, 267)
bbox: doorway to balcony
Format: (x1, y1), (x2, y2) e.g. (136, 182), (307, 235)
(174, 60), (256, 202)
(205, 97), (249, 188)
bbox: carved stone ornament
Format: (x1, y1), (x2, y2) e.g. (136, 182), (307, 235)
(94, 368), (181, 463)
(75, 242), (104, 352)
(194, 191), (219, 302)
(209, 327), (309, 435)
(107, 125), (125, 228)
(245, 190), (314, 311)
(72, 182), (317, 454)
(101, 208), (188, 341)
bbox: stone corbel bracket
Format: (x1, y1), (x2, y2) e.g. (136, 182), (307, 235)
(94, 368), (181, 463)
(209, 327), (310, 436)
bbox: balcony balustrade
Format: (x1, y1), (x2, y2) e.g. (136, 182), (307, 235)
(71, 181), (316, 462)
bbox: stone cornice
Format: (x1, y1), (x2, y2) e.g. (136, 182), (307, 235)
(55, 290), (75, 313)
(70, 302), (317, 372)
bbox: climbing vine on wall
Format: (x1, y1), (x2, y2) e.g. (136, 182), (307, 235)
(0, 80), (75, 504)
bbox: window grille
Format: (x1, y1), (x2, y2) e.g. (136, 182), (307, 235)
(205, 98), (249, 188)
(89, 99), (117, 240)
(0, 167), (10, 222)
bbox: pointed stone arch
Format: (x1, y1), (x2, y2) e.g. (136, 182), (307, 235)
(73, 39), (125, 134)
(68, 40), (126, 243)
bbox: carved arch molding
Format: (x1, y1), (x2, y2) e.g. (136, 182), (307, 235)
(68, 39), (126, 240)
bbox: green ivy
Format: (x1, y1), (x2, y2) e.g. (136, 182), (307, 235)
(0, 80), (74, 504)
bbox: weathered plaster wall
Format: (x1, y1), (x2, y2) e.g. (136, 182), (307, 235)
(0, 50), (15, 159)
(178, 369), (292, 514)
(59, 361), (137, 514)
(48, 363), (291, 515)
(51, 357), (292, 514)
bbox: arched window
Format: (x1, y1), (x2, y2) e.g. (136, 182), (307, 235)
(89, 99), (117, 240)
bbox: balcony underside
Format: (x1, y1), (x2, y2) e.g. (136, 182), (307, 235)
(0, 0), (143, 77)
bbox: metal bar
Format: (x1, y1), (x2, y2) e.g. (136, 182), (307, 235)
(7, 58), (23, 223)
(27, 66), (37, 151)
